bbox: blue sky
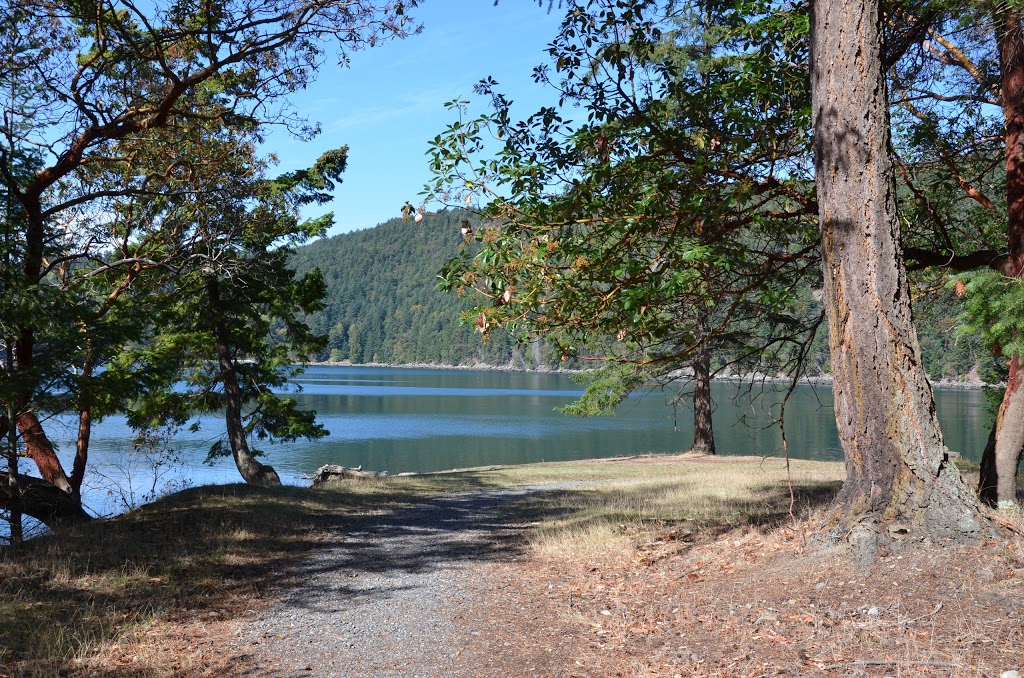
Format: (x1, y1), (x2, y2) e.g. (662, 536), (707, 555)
(262, 2), (567, 236)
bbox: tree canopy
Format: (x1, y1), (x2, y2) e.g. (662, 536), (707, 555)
(0, 0), (420, 530)
(424, 0), (1024, 543)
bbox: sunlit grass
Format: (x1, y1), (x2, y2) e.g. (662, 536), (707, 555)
(488, 455), (845, 561)
(0, 453), (845, 674)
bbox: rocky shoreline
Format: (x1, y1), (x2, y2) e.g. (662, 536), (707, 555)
(304, 360), (992, 390)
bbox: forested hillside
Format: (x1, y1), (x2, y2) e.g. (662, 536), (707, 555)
(292, 211), (989, 380)
(290, 210), (562, 368)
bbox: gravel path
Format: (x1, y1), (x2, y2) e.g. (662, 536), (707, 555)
(230, 483), (579, 677)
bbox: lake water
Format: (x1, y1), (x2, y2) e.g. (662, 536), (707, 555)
(42, 365), (991, 518)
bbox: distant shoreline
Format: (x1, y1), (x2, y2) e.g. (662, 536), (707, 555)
(302, 360), (991, 390)
(305, 359), (580, 373)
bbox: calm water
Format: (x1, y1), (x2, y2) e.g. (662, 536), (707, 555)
(42, 365), (990, 517)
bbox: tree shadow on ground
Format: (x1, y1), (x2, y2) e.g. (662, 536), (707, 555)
(284, 472), (844, 610)
(502, 475), (844, 554)
(0, 470), (842, 675)
(0, 482), (439, 675)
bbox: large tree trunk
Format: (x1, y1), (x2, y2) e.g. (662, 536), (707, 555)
(17, 411), (72, 494)
(810, 0), (981, 551)
(979, 7), (1024, 508)
(207, 276), (282, 488)
(0, 472), (91, 525)
(690, 338), (715, 455)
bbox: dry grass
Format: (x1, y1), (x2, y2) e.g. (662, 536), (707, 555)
(0, 454), (845, 675)
(3, 454), (1020, 677)
(505, 454), (844, 561)
(0, 478), (486, 677)
(455, 456), (1024, 678)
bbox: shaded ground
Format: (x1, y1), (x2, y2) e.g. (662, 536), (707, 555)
(464, 522), (1024, 677)
(3, 456), (1022, 677)
(228, 484), (592, 677)
(223, 465), (1024, 678)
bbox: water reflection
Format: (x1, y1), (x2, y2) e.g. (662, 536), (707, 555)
(44, 366), (991, 517)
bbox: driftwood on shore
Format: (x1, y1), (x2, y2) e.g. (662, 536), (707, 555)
(309, 464), (389, 487)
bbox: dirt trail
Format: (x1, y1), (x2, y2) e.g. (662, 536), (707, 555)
(229, 484), (580, 677)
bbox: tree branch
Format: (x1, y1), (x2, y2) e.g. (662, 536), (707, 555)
(903, 246), (1005, 272)
(0, 473), (92, 526)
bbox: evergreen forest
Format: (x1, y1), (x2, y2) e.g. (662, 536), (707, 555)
(293, 210), (991, 383)
(290, 210), (568, 369)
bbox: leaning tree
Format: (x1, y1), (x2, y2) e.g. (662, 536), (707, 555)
(0, 0), (419, 525)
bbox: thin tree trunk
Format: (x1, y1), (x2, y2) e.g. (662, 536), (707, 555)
(72, 406), (90, 503)
(810, 0), (981, 552)
(207, 276), (282, 487)
(4, 410), (22, 545)
(979, 7), (1024, 508)
(690, 338), (715, 455)
(70, 353), (95, 502)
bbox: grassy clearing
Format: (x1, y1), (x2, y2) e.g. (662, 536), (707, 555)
(0, 453), (838, 676)
(487, 454), (844, 561)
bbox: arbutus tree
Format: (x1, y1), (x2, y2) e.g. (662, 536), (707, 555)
(441, 0), (1000, 548)
(0, 0), (419, 523)
(427, 0), (823, 456)
(876, 2), (1024, 508)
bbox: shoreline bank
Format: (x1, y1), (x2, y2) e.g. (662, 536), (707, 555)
(303, 360), (992, 390)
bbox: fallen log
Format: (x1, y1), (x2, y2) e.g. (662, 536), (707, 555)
(309, 464), (389, 487)
(0, 472), (92, 526)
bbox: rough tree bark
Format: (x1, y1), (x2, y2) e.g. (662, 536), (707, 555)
(206, 276), (282, 488)
(810, 0), (982, 551)
(979, 7), (1024, 508)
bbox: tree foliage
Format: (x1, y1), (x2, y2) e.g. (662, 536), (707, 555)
(422, 0), (827, 455)
(428, 0), (820, 369)
(0, 0), (419, 519)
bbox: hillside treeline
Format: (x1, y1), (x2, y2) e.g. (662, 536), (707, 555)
(290, 210), (565, 368)
(292, 211), (991, 382)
